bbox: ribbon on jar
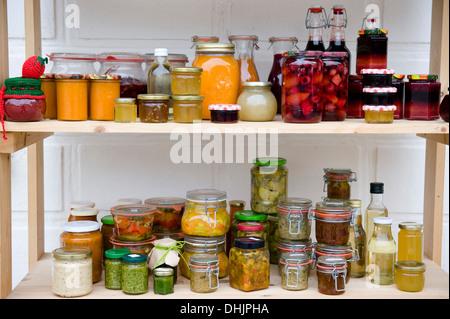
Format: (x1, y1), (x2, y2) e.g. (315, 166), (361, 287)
(148, 238), (188, 270)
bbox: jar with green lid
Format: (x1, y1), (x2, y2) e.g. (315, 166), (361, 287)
(267, 213), (279, 264)
(394, 260), (426, 292)
(101, 215), (115, 257)
(237, 222), (266, 247)
(172, 95), (204, 123)
(137, 94), (170, 123)
(277, 197), (312, 241)
(251, 157), (288, 214)
(230, 210), (268, 250)
(323, 168), (357, 200)
(171, 67), (203, 95)
(114, 98), (137, 123)
(104, 248), (130, 290)
(314, 200), (353, 245)
(153, 267), (174, 295)
(279, 252), (312, 291)
(121, 253), (149, 294)
(189, 253), (220, 293)
(277, 238), (314, 273)
(316, 255), (347, 295)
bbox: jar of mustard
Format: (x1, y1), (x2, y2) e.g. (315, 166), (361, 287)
(172, 95), (204, 123)
(171, 67), (203, 95)
(237, 81), (277, 121)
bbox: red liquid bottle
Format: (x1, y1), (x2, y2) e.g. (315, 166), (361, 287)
(326, 5), (351, 74)
(267, 37), (299, 114)
(305, 5), (327, 51)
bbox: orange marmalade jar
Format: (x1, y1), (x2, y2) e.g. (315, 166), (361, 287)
(192, 43), (239, 119)
(55, 74), (89, 121)
(88, 74), (121, 121)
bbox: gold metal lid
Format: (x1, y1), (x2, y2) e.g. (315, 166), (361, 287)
(195, 43), (235, 53)
(171, 95), (204, 101)
(137, 94), (171, 101)
(115, 98), (136, 103)
(52, 246), (92, 260)
(395, 260), (426, 272)
(399, 221), (423, 230)
(170, 67), (203, 73)
(242, 81), (272, 87)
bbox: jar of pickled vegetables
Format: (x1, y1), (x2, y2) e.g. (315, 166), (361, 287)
(229, 237), (270, 292)
(277, 197), (313, 241)
(68, 207), (99, 222)
(405, 75), (441, 120)
(192, 43), (239, 119)
(110, 235), (155, 255)
(237, 82), (277, 121)
(278, 252), (312, 291)
(251, 157), (288, 214)
(114, 98), (137, 123)
(104, 248), (130, 290)
(314, 200), (353, 246)
(101, 215), (115, 255)
(144, 197), (185, 233)
(88, 74), (121, 121)
(316, 255), (347, 295)
(397, 221), (423, 262)
(277, 238), (314, 272)
(323, 168), (357, 200)
(110, 205), (157, 241)
(347, 75), (364, 118)
(230, 210), (268, 251)
(182, 189), (230, 237)
(137, 94), (170, 123)
(281, 50), (323, 123)
(49, 53), (97, 74)
(315, 243), (356, 283)
(392, 74), (405, 119)
(170, 67), (203, 95)
(55, 74), (89, 121)
(121, 253), (149, 295)
(237, 222), (266, 247)
(394, 260), (426, 292)
(189, 253), (220, 293)
(172, 95), (204, 123)
(267, 214), (279, 264)
(40, 74), (56, 119)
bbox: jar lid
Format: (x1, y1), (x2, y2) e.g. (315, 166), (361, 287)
(101, 214), (114, 225)
(315, 200), (351, 217)
(171, 95), (204, 101)
(144, 197), (186, 206)
(52, 246), (92, 260)
(105, 248), (131, 259)
(71, 207), (99, 217)
(208, 104), (241, 111)
(370, 182), (384, 194)
(237, 222), (263, 231)
(48, 53), (97, 61)
(315, 243), (354, 255)
(323, 168), (353, 176)
(395, 260), (426, 272)
(362, 105), (397, 111)
(362, 87), (397, 93)
(195, 43), (235, 53)
(268, 36), (298, 43)
(88, 74), (121, 80)
(110, 205), (156, 217)
(97, 52), (146, 62)
(282, 50), (322, 58)
(62, 221), (100, 232)
(277, 238), (314, 251)
(373, 217), (392, 225)
(115, 98), (136, 103)
(358, 29), (388, 35)
(228, 35), (258, 41)
(279, 252), (311, 266)
(110, 235), (156, 246)
(316, 255), (347, 268)
(122, 253), (148, 263)
(154, 267), (174, 276)
(234, 237), (265, 250)
(349, 199), (362, 208)
(170, 67), (203, 73)
(116, 198), (142, 205)
(393, 74), (405, 80)
(322, 51), (349, 58)
(191, 36), (219, 43)
(234, 210), (268, 221)
(360, 69), (395, 75)
(229, 200), (246, 207)
(189, 253), (219, 267)
(55, 74), (89, 80)
(407, 74), (438, 80)
(137, 94), (171, 101)
(278, 197), (312, 213)
(186, 189), (227, 203)
(184, 234), (225, 246)
(70, 200), (95, 209)
(253, 157), (287, 166)
(399, 221), (423, 230)
(242, 81), (272, 87)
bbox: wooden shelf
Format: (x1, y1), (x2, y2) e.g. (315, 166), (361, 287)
(6, 253), (448, 299)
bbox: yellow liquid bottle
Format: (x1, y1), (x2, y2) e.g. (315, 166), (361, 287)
(397, 222), (423, 262)
(348, 199), (367, 278)
(364, 183), (388, 248)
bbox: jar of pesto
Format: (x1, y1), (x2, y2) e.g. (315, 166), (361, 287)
(104, 248), (130, 290)
(121, 253), (149, 294)
(153, 267), (174, 295)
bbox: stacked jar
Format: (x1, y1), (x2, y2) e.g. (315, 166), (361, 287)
(229, 210), (269, 253)
(360, 69), (397, 123)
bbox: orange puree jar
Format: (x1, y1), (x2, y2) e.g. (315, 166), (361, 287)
(88, 74), (121, 121)
(192, 43), (239, 119)
(40, 74), (57, 119)
(55, 74), (89, 121)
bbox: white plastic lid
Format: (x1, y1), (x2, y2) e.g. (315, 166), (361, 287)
(62, 221), (100, 232)
(154, 48), (168, 56)
(373, 217), (393, 225)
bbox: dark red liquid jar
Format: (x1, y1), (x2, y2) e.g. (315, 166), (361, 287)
(347, 75), (364, 118)
(356, 30), (388, 74)
(392, 75), (405, 119)
(405, 75), (441, 120)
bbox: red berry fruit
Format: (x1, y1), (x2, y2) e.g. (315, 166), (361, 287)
(302, 101), (314, 116)
(22, 56), (48, 79)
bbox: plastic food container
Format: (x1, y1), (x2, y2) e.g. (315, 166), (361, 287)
(110, 205), (156, 241)
(316, 255), (348, 295)
(48, 53), (97, 74)
(278, 252), (312, 291)
(405, 74), (441, 120)
(170, 67), (203, 95)
(189, 253), (220, 293)
(40, 74), (57, 119)
(208, 104), (240, 123)
(114, 98), (137, 123)
(323, 168), (357, 200)
(356, 29), (388, 74)
(361, 69), (395, 87)
(347, 75), (364, 118)
(144, 197), (185, 233)
(88, 74), (121, 121)
(392, 74), (405, 119)
(55, 74), (89, 121)
(68, 207), (99, 222)
(104, 248), (130, 290)
(363, 104), (396, 123)
(314, 200), (353, 246)
(277, 197), (313, 241)
(137, 94), (170, 123)
(172, 95), (204, 123)
(315, 243), (357, 283)
(237, 81), (277, 121)
(362, 87), (397, 105)
(394, 260), (426, 292)
(121, 253), (149, 294)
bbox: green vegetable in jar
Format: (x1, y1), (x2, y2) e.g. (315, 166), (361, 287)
(121, 253), (149, 294)
(104, 249), (130, 290)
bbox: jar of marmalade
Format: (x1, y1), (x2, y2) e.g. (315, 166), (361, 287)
(138, 94), (170, 123)
(323, 168), (357, 200)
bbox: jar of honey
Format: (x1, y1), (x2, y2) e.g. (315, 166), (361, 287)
(394, 260), (426, 292)
(172, 95), (204, 123)
(55, 74), (89, 121)
(138, 94), (170, 123)
(114, 98), (137, 123)
(397, 221), (423, 262)
(170, 67), (203, 95)
(88, 74), (121, 121)
(40, 74), (57, 119)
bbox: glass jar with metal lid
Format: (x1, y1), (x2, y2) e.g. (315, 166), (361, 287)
(397, 221), (423, 262)
(405, 74), (441, 120)
(144, 197), (186, 233)
(251, 157), (288, 214)
(237, 222), (266, 247)
(153, 267), (175, 295)
(314, 243), (357, 283)
(394, 260), (426, 292)
(277, 238), (314, 273)
(323, 168), (357, 200)
(181, 189), (230, 237)
(52, 246), (93, 297)
(277, 197), (313, 241)
(230, 210), (268, 250)
(121, 253), (149, 294)
(172, 95), (204, 123)
(279, 252), (312, 291)
(68, 207), (99, 222)
(189, 253), (220, 293)
(104, 248), (130, 290)
(314, 200), (354, 245)
(170, 67), (203, 95)
(316, 255), (347, 295)
(237, 81), (277, 121)
(137, 94), (170, 123)
(114, 98), (137, 123)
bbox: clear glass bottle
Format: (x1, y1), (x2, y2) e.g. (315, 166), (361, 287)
(147, 48), (171, 119)
(326, 5), (351, 73)
(367, 217), (396, 285)
(364, 182), (388, 244)
(397, 222), (423, 262)
(305, 5), (327, 51)
(348, 199), (366, 278)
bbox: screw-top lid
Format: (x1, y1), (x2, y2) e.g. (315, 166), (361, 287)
(154, 48), (168, 57)
(52, 246), (92, 260)
(349, 199), (362, 208)
(229, 200), (246, 207)
(237, 222), (263, 231)
(62, 221), (100, 232)
(101, 214), (114, 225)
(253, 157), (287, 166)
(105, 248), (130, 259)
(370, 182), (384, 194)
(122, 253), (148, 263)
(70, 207), (99, 217)
(373, 217), (392, 225)
(394, 260), (426, 272)
(154, 267), (174, 276)
(407, 74), (438, 80)
(399, 221), (423, 231)
(234, 210), (268, 221)
(234, 237), (265, 250)
(137, 94), (171, 101)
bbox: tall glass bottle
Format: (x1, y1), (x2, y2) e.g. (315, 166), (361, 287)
(326, 5), (351, 74)
(305, 5), (327, 51)
(228, 35), (260, 95)
(367, 217), (396, 285)
(267, 37), (298, 114)
(348, 199), (366, 278)
(148, 48), (172, 119)
(364, 182), (388, 244)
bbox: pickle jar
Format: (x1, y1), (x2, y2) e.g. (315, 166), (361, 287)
(138, 94), (170, 123)
(104, 248), (130, 290)
(277, 197), (313, 241)
(182, 189), (230, 237)
(230, 210), (268, 250)
(189, 253), (220, 293)
(392, 74), (405, 119)
(314, 200), (353, 246)
(267, 214), (280, 264)
(347, 75), (364, 118)
(405, 74), (441, 120)
(316, 255), (348, 295)
(121, 253), (149, 295)
(397, 222), (423, 262)
(170, 67), (203, 95)
(323, 168), (357, 200)
(114, 98), (137, 123)
(394, 261), (426, 292)
(144, 197), (185, 233)
(276, 238), (314, 273)
(68, 207), (99, 222)
(251, 157), (288, 214)
(278, 252), (312, 291)
(237, 222), (266, 247)
(172, 95), (204, 123)
(314, 243), (357, 283)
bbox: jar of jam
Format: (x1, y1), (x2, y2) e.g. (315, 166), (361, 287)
(121, 253), (149, 294)
(356, 30), (388, 74)
(392, 74), (405, 119)
(209, 104), (240, 123)
(40, 74), (57, 119)
(110, 235), (156, 255)
(237, 82), (277, 121)
(278, 252), (312, 291)
(321, 52), (349, 121)
(405, 75), (441, 120)
(363, 104), (396, 123)
(315, 243), (357, 283)
(189, 253), (220, 293)
(114, 98), (137, 123)
(397, 221), (423, 262)
(361, 69), (394, 87)
(101, 215), (115, 255)
(277, 197), (313, 241)
(55, 74), (89, 121)
(281, 50), (323, 123)
(88, 74), (121, 121)
(347, 75), (364, 118)
(237, 222), (266, 247)
(110, 205), (157, 241)
(172, 95), (204, 123)
(49, 52), (97, 74)
(363, 87), (397, 105)
(59, 221), (103, 283)
(68, 207), (99, 222)
(394, 260), (426, 292)
(314, 200), (353, 246)
(170, 67), (203, 95)
(251, 157), (288, 214)
(316, 255), (347, 295)
(277, 238), (314, 272)
(144, 197), (185, 233)
(138, 94), (170, 123)
(323, 168), (357, 200)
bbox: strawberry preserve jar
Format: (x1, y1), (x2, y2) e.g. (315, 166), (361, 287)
(281, 50), (323, 123)
(405, 75), (441, 120)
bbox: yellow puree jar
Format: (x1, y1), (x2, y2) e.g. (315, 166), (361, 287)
(172, 95), (204, 123)
(394, 260), (426, 292)
(114, 98), (137, 123)
(397, 222), (423, 262)
(237, 81), (277, 121)
(171, 67), (203, 95)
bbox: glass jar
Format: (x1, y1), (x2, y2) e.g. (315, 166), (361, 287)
(237, 81), (277, 121)
(153, 267), (174, 295)
(281, 50), (324, 123)
(138, 94), (170, 123)
(116, 198), (142, 206)
(49, 53), (97, 74)
(440, 87), (449, 122)
(144, 197), (185, 233)
(181, 189), (230, 237)
(323, 168), (357, 200)
(361, 69), (394, 87)
(316, 255), (347, 295)
(101, 215), (115, 255)
(40, 74), (57, 119)
(363, 87), (397, 105)
(226, 200), (246, 256)
(315, 243), (357, 283)
(405, 75), (441, 120)
(267, 37), (299, 114)
(172, 95), (204, 123)
(391, 74), (405, 119)
(267, 214), (279, 264)
(314, 200), (353, 246)
(397, 221), (423, 262)
(277, 238), (315, 270)
(104, 248), (130, 290)
(88, 74), (121, 121)
(394, 260), (426, 292)
(189, 253), (220, 293)
(121, 253), (149, 294)
(145, 53), (189, 74)
(114, 98), (137, 123)
(229, 237), (270, 292)
(147, 48), (171, 97)
(277, 197), (313, 241)
(192, 43), (239, 119)
(110, 205), (156, 241)
(356, 30), (388, 74)
(55, 74), (89, 121)
(278, 252), (311, 291)
(230, 210), (268, 251)
(70, 200), (95, 210)
(97, 52), (147, 99)
(348, 199), (366, 278)
(208, 104), (240, 123)
(3, 97), (46, 122)
(179, 235), (228, 279)
(191, 36), (220, 47)
(59, 221), (103, 283)
(304, 5), (327, 51)
(170, 67), (203, 95)
(153, 231), (184, 242)
(110, 235), (155, 255)
(237, 222), (266, 247)
(321, 52), (349, 121)
(251, 157), (288, 214)
(68, 207), (99, 222)
(363, 105), (396, 123)
(347, 75), (364, 118)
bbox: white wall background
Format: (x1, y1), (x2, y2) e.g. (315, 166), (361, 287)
(5, 0), (449, 288)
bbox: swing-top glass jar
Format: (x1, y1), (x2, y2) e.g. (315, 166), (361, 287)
(48, 52), (97, 74)
(323, 168), (357, 200)
(316, 255), (348, 295)
(277, 197), (313, 241)
(314, 200), (353, 246)
(189, 253), (220, 293)
(278, 252), (312, 291)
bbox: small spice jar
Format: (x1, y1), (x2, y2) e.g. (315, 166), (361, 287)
(279, 252), (312, 291)
(138, 94), (170, 123)
(55, 74), (89, 121)
(172, 95), (204, 123)
(316, 255), (348, 295)
(170, 67), (203, 95)
(189, 253), (220, 293)
(363, 104), (396, 123)
(104, 248), (130, 290)
(394, 260), (426, 292)
(88, 74), (121, 121)
(314, 200), (353, 246)
(237, 81), (277, 121)
(361, 69), (395, 87)
(347, 75), (364, 118)
(101, 215), (115, 255)
(405, 74), (441, 120)
(277, 197), (313, 241)
(51, 247), (93, 298)
(121, 253), (149, 294)
(68, 207), (99, 222)
(397, 221), (423, 262)
(237, 222), (266, 246)
(392, 74), (405, 119)
(153, 267), (175, 295)
(114, 98), (137, 123)
(110, 235), (156, 255)
(110, 205), (157, 241)
(323, 168), (357, 200)
(40, 74), (57, 119)
(363, 87), (397, 105)
(208, 104), (241, 123)
(315, 243), (357, 283)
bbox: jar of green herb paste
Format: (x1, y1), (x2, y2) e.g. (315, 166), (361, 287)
(104, 248), (130, 290)
(153, 267), (174, 295)
(121, 253), (149, 294)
